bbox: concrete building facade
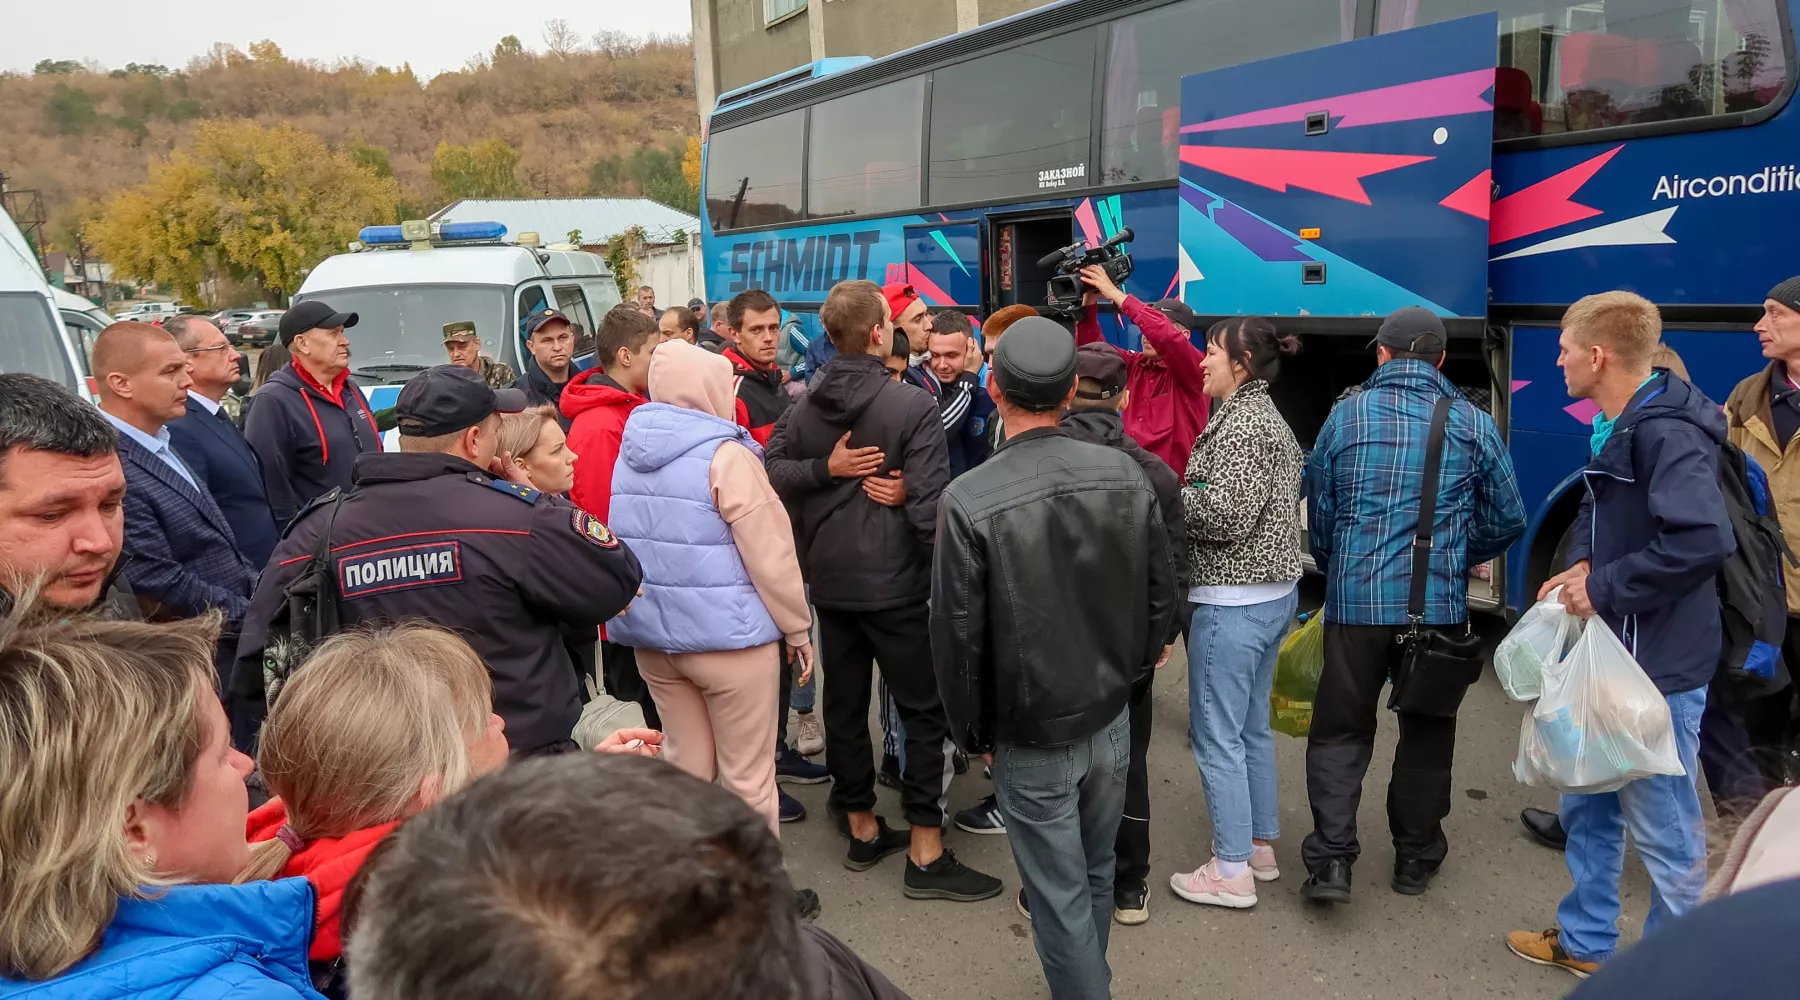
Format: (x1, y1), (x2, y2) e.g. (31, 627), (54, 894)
(690, 0), (1057, 116)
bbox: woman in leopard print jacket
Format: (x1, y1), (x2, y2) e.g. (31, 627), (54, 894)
(1169, 317), (1304, 912)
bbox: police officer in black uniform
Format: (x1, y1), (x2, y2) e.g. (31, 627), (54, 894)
(236, 365), (642, 756)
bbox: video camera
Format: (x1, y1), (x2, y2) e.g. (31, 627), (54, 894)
(1040, 226), (1136, 315)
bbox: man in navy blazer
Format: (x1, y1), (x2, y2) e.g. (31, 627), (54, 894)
(93, 322), (257, 675)
(165, 316), (281, 568)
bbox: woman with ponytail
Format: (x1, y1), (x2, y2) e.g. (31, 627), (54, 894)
(1169, 317), (1306, 911)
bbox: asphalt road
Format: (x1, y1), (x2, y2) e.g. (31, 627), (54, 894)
(779, 584), (1656, 1000)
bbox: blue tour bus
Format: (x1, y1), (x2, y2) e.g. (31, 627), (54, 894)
(699, 0), (1796, 614)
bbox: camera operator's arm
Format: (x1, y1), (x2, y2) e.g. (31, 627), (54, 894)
(1073, 280), (1117, 353)
(1081, 265), (1199, 384)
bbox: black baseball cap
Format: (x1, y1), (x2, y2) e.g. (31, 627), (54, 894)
(1369, 306), (1447, 354)
(524, 309), (573, 335)
(1074, 343), (1127, 399)
(1152, 298), (1200, 332)
(279, 300), (358, 346)
(992, 317), (1077, 412)
(395, 365), (528, 437)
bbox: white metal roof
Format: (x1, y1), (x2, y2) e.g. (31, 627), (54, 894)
(430, 198), (700, 245)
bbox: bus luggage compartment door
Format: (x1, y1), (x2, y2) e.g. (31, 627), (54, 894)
(1175, 13), (1498, 324)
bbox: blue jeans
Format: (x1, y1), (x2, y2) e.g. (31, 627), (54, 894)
(1556, 686), (1708, 962)
(1188, 592), (1297, 862)
(995, 707), (1131, 1000)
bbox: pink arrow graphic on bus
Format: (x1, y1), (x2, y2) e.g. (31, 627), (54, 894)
(1489, 145), (1623, 245)
(1179, 145), (1433, 206)
(1181, 69), (1495, 134)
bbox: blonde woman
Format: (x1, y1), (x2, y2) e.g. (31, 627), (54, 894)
(495, 404), (579, 496)
(238, 624), (660, 999)
(0, 604), (323, 998)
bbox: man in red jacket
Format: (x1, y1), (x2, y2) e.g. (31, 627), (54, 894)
(559, 303), (661, 728)
(723, 289), (793, 446)
(1074, 266), (1210, 476)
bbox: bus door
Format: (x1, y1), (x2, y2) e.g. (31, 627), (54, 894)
(1174, 13), (1498, 325)
(902, 220), (981, 316)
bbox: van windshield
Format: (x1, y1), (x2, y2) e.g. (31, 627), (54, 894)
(0, 293), (77, 390)
(295, 285), (509, 378)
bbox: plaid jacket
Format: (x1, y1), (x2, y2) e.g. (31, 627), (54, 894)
(1307, 360), (1525, 625)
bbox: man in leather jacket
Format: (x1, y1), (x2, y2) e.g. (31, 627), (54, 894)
(930, 318), (1177, 1000)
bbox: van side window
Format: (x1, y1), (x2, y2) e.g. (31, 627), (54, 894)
(518, 285), (549, 343)
(552, 285), (592, 330)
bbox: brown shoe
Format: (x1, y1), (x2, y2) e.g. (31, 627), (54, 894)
(1506, 928), (1601, 980)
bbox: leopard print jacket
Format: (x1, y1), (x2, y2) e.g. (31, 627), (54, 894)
(1180, 379), (1305, 587)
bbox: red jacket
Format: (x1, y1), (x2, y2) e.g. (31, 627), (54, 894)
(561, 368), (648, 520)
(1076, 297), (1210, 476)
(247, 797), (400, 962)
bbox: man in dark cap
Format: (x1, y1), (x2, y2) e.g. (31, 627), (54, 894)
(1302, 306), (1524, 905)
(243, 299), (384, 524)
(932, 318), (1177, 999)
(237, 365), (643, 756)
(1074, 266), (1210, 476)
(513, 310), (578, 417)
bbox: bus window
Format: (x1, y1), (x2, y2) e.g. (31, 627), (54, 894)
(1102, 0), (1355, 185)
(705, 109), (806, 232)
(808, 77), (926, 218)
(928, 29), (1097, 206)
(1380, 0), (1788, 137)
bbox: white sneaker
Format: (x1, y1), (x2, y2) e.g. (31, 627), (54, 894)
(792, 710), (825, 757)
(1249, 843), (1280, 882)
(1169, 859), (1258, 909)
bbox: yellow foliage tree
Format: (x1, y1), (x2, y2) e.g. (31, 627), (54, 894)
(682, 136), (701, 190)
(88, 120), (399, 303)
(432, 137), (527, 201)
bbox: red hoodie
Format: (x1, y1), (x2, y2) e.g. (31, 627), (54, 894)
(561, 368), (648, 519)
(1075, 297), (1210, 476)
(247, 797), (400, 962)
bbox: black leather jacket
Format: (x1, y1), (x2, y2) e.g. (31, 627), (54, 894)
(930, 426), (1178, 752)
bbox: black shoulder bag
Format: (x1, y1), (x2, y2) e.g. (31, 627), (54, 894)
(261, 490), (350, 709)
(1388, 397), (1486, 717)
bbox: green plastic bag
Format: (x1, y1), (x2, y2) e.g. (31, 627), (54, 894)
(1270, 612), (1325, 738)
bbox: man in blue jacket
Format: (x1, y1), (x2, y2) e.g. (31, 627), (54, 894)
(1509, 291), (1735, 980)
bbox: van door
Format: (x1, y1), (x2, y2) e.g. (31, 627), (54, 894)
(1175, 13), (1497, 322)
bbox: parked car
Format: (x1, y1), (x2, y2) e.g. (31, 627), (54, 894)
(220, 309), (283, 344)
(235, 312), (283, 347)
(114, 301), (182, 322)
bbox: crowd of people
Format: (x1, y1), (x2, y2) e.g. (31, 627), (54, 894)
(2, 269), (1800, 999)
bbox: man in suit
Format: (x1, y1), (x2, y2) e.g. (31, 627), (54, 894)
(165, 316), (280, 569)
(94, 322), (257, 718)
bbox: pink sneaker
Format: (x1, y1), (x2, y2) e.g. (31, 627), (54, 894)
(1249, 844), (1280, 882)
(1169, 860), (1257, 909)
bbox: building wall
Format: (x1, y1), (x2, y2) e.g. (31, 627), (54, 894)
(696, 0), (1057, 115)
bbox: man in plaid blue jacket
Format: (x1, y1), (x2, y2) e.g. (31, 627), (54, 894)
(1300, 307), (1526, 903)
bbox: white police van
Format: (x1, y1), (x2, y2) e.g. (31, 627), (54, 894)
(0, 207), (85, 394)
(293, 220), (623, 410)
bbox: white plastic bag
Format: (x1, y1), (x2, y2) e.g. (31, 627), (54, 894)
(1513, 616), (1684, 795)
(1493, 586), (1577, 701)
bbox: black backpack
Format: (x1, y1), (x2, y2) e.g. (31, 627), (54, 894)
(259, 490), (351, 709)
(1715, 441), (1795, 695)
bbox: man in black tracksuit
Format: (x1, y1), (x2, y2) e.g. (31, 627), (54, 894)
(764, 279), (1002, 902)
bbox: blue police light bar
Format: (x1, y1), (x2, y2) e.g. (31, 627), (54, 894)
(439, 221), (507, 241)
(358, 225), (408, 245)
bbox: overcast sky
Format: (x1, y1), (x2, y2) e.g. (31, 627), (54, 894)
(5, 0), (695, 78)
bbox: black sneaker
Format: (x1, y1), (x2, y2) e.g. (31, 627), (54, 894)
(1302, 858), (1352, 904)
(953, 794), (1006, 835)
(1391, 859), (1437, 896)
(1016, 886), (1032, 919)
(876, 753), (902, 790)
(776, 747), (830, 785)
(903, 849), (1003, 902)
(1113, 881), (1149, 925)
(793, 888), (821, 920)
(952, 750), (969, 775)
(844, 816), (910, 871)
(778, 789), (806, 824)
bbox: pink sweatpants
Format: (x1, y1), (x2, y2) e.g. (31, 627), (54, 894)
(635, 643), (782, 834)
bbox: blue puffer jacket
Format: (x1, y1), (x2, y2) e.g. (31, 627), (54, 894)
(608, 402), (782, 653)
(1569, 370), (1737, 694)
(0, 880), (324, 1000)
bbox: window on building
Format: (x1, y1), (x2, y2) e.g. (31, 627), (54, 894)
(928, 29), (1098, 206)
(1379, 0), (1789, 138)
(1101, 0), (1357, 185)
(705, 110), (806, 232)
(808, 77), (926, 218)
(766, 0), (806, 25)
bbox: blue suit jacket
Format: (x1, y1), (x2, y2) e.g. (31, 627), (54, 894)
(169, 397), (281, 569)
(116, 431), (257, 631)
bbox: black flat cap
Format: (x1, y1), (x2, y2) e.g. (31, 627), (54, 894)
(992, 317), (1077, 412)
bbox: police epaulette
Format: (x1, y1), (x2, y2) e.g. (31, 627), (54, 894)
(280, 487), (343, 539)
(483, 477), (542, 504)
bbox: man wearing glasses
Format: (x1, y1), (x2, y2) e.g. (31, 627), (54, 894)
(166, 314), (281, 568)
